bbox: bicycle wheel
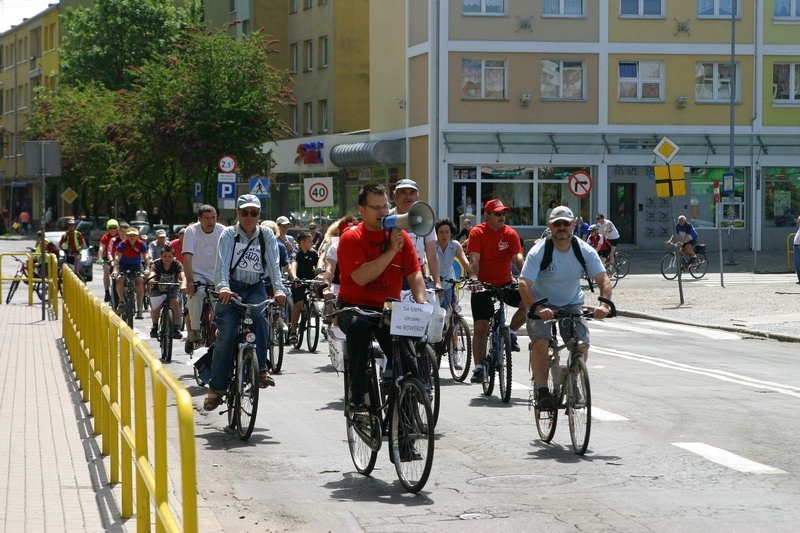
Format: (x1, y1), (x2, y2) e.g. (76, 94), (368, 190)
(345, 366), (380, 475)
(236, 348), (260, 440)
(269, 314), (285, 374)
(447, 316), (472, 382)
(294, 307), (306, 350)
(614, 251), (631, 278)
(306, 302), (321, 352)
(534, 350), (559, 442)
(497, 330), (513, 404)
(417, 343), (440, 428)
(605, 263), (620, 288)
(660, 253), (678, 280)
(481, 347), (496, 397)
(567, 357), (592, 455)
(124, 290), (135, 329)
(5, 277), (21, 303)
(390, 378), (434, 493)
(160, 307), (174, 363)
(226, 376), (237, 431)
(689, 253), (708, 279)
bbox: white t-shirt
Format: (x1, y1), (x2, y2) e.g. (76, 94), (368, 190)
(182, 221), (225, 282)
(601, 219), (620, 240)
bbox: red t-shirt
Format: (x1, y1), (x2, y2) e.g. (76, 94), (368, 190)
(100, 231), (119, 260)
(466, 222), (522, 286)
(168, 237), (184, 263)
(337, 224), (420, 308)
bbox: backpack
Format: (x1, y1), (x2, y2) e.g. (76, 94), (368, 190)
(539, 236), (594, 293)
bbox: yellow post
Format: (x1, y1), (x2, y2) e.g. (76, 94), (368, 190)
(132, 339), (151, 531)
(788, 232), (796, 269)
(119, 326), (133, 519)
(105, 308), (120, 484)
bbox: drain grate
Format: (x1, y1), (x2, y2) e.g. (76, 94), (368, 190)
(459, 512), (494, 520)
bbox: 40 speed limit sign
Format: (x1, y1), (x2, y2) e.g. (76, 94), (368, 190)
(304, 177), (334, 207)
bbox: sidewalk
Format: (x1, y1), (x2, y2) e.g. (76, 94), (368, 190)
(0, 304), (130, 532)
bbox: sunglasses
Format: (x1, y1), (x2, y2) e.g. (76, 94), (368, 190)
(551, 220), (572, 227)
(108, 226), (118, 230)
(489, 212), (506, 217)
(239, 209), (260, 218)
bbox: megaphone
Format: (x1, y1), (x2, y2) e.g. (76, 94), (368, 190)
(381, 201), (435, 237)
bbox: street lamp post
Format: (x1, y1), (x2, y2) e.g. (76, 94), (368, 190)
(727, 0), (737, 265)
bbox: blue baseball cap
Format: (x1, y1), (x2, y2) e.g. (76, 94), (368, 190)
(237, 194), (260, 210)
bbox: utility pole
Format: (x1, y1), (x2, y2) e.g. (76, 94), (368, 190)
(727, 0), (737, 265)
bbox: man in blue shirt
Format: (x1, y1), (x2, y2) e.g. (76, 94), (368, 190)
(667, 215), (699, 261)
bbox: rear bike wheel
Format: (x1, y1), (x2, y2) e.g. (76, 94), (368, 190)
(294, 307), (306, 350)
(447, 316), (472, 382)
(390, 378), (434, 494)
(269, 314), (285, 374)
(236, 348), (260, 440)
(534, 349), (559, 442)
(481, 346), (496, 397)
(226, 374), (237, 431)
(345, 366), (380, 475)
(605, 262), (620, 288)
(497, 329), (513, 403)
(5, 277), (21, 303)
(689, 253), (708, 279)
(123, 289), (135, 329)
(306, 302), (321, 352)
(567, 356), (592, 455)
(614, 251), (631, 278)
(660, 253), (678, 280)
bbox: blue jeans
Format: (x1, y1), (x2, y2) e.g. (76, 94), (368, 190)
(210, 279), (270, 391)
(794, 246), (800, 282)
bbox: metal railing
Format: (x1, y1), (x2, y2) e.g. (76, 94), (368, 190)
(0, 251), (60, 316)
(61, 268), (197, 532)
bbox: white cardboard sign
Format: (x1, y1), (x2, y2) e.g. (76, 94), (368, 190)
(390, 300), (433, 337)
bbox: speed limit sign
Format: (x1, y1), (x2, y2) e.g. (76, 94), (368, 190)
(304, 177), (334, 207)
(218, 154), (237, 173)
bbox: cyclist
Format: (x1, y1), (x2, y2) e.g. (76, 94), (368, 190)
(148, 245), (185, 340)
(391, 179), (441, 290)
(337, 183), (429, 412)
(587, 224), (611, 265)
(434, 218), (471, 311)
(182, 205), (224, 345)
(204, 194), (287, 411)
(113, 227), (148, 320)
(34, 231), (59, 280)
(275, 216), (296, 261)
(467, 199), (527, 385)
(98, 219), (121, 302)
(59, 218), (86, 275)
(148, 229), (169, 263)
(666, 215), (699, 264)
(518, 206), (612, 409)
(169, 227), (185, 264)
(288, 231), (320, 345)
(595, 213), (620, 265)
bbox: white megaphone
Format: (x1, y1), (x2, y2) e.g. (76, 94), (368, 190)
(381, 201), (435, 237)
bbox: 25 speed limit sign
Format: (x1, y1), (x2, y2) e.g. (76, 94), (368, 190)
(304, 177), (334, 207)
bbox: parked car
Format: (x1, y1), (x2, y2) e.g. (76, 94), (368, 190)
(44, 231), (94, 282)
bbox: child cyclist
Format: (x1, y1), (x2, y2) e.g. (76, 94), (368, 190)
(288, 231), (319, 345)
(148, 246), (185, 340)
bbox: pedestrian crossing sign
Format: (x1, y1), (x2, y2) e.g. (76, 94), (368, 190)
(654, 165), (686, 197)
(249, 177), (270, 198)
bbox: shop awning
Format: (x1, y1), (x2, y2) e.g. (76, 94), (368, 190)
(329, 139), (405, 167)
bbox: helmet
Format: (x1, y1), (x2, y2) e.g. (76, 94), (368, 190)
(106, 219), (119, 229)
(589, 224), (598, 231)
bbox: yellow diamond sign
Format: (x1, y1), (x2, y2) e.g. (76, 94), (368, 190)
(654, 136), (680, 163)
(61, 187), (78, 204)
(654, 165), (686, 197)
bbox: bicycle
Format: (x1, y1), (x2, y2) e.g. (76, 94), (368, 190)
(5, 254), (45, 304)
(660, 242), (708, 280)
(613, 251), (631, 278)
(266, 299), (286, 374)
(209, 292), (271, 440)
(186, 281), (218, 355)
(114, 270), (141, 328)
(466, 279), (517, 403)
(148, 279), (181, 363)
(434, 277), (472, 383)
(531, 296), (616, 455)
(329, 302), (435, 494)
(291, 279), (327, 352)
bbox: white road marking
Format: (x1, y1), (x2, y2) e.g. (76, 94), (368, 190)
(631, 320), (741, 340)
(592, 407), (629, 421)
(672, 442), (786, 474)
(593, 346), (800, 398)
(592, 321), (672, 336)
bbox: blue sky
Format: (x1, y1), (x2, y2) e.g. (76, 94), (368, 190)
(1, 0), (55, 34)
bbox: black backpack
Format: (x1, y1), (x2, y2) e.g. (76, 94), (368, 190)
(539, 236), (594, 292)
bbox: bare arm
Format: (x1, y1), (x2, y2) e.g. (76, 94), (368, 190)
(592, 271), (613, 318)
(512, 252), (524, 272)
(406, 270), (428, 304)
(468, 251), (480, 280)
(424, 240), (441, 287)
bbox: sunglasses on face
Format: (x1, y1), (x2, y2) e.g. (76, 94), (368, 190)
(551, 220), (572, 227)
(489, 212), (506, 217)
(239, 209), (260, 218)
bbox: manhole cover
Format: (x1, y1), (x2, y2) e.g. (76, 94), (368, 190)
(467, 474), (574, 488)
(459, 513), (494, 520)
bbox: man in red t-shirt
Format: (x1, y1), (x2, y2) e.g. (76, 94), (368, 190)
(337, 183), (428, 411)
(466, 199), (527, 384)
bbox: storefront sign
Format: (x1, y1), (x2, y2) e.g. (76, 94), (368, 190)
(295, 142), (324, 165)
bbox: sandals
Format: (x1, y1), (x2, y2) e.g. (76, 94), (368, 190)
(203, 389), (224, 411)
(259, 370), (275, 388)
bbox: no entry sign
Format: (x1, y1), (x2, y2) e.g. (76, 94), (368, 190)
(569, 171), (592, 198)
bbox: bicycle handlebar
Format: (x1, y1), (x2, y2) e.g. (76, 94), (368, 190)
(528, 296), (617, 319)
(209, 290), (273, 311)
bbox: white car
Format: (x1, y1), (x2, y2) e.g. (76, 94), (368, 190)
(45, 231), (94, 282)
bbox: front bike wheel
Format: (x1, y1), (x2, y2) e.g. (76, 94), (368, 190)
(269, 315), (285, 374)
(294, 308), (306, 350)
(345, 366), (380, 475)
(482, 348), (496, 397)
(448, 316), (472, 382)
(497, 330), (513, 404)
(567, 357), (592, 455)
(614, 251), (631, 278)
(306, 302), (321, 352)
(124, 291), (135, 329)
(605, 263), (620, 288)
(159, 307), (173, 362)
(5, 278), (21, 303)
(417, 343), (440, 428)
(390, 378), (434, 494)
(236, 348), (260, 440)
(689, 253), (708, 279)
(660, 253), (678, 280)
(534, 350), (558, 442)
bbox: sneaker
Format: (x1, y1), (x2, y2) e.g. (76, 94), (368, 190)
(452, 352), (463, 370)
(135, 312), (144, 320)
(400, 443), (422, 462)
(510, 331), (520, 352)
(104, 291), (111, 303)
(172, 326), (182, 339)
(535, 387), (555, 410)
(150, 326), (158, 338)
(470, 367), (485, 384)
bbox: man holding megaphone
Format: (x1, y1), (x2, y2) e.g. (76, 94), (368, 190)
(336, 183), (429, 412)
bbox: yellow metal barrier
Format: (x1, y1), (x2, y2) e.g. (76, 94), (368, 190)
(788, 232), (797, 268)
(61, 268), (197, 532)
(1, 251), (60, 316)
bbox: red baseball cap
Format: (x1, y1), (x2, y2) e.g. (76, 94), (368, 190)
(483, 199), (511, 213)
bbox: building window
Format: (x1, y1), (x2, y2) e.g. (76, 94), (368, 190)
(304, 0), (313, 9)
(764, 167), (800, 227)
(620, 0), (663, 16)
(319, 99), (328, 132)
(319, 0), (328, 4)
(304, 102), (313, 134)
(542, 0), (584, 16)
(695, 62), (738, 102)
(291, 105), (298, 134)
(289, 43), (298, 73)
(541, 60), (584, 100)
(697, 0), (736, 17)
(462, 0), (505, 15)
(304, 40), (313, 71)
(774, 0), (800, 18)
(289, 0), (299, 14)
(461, 59), (506, 100)
(618, 61), (663, 101)
(229, 0), (236, 13)
(772, 63), (800, 102)
(319, 36), (328, 68)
